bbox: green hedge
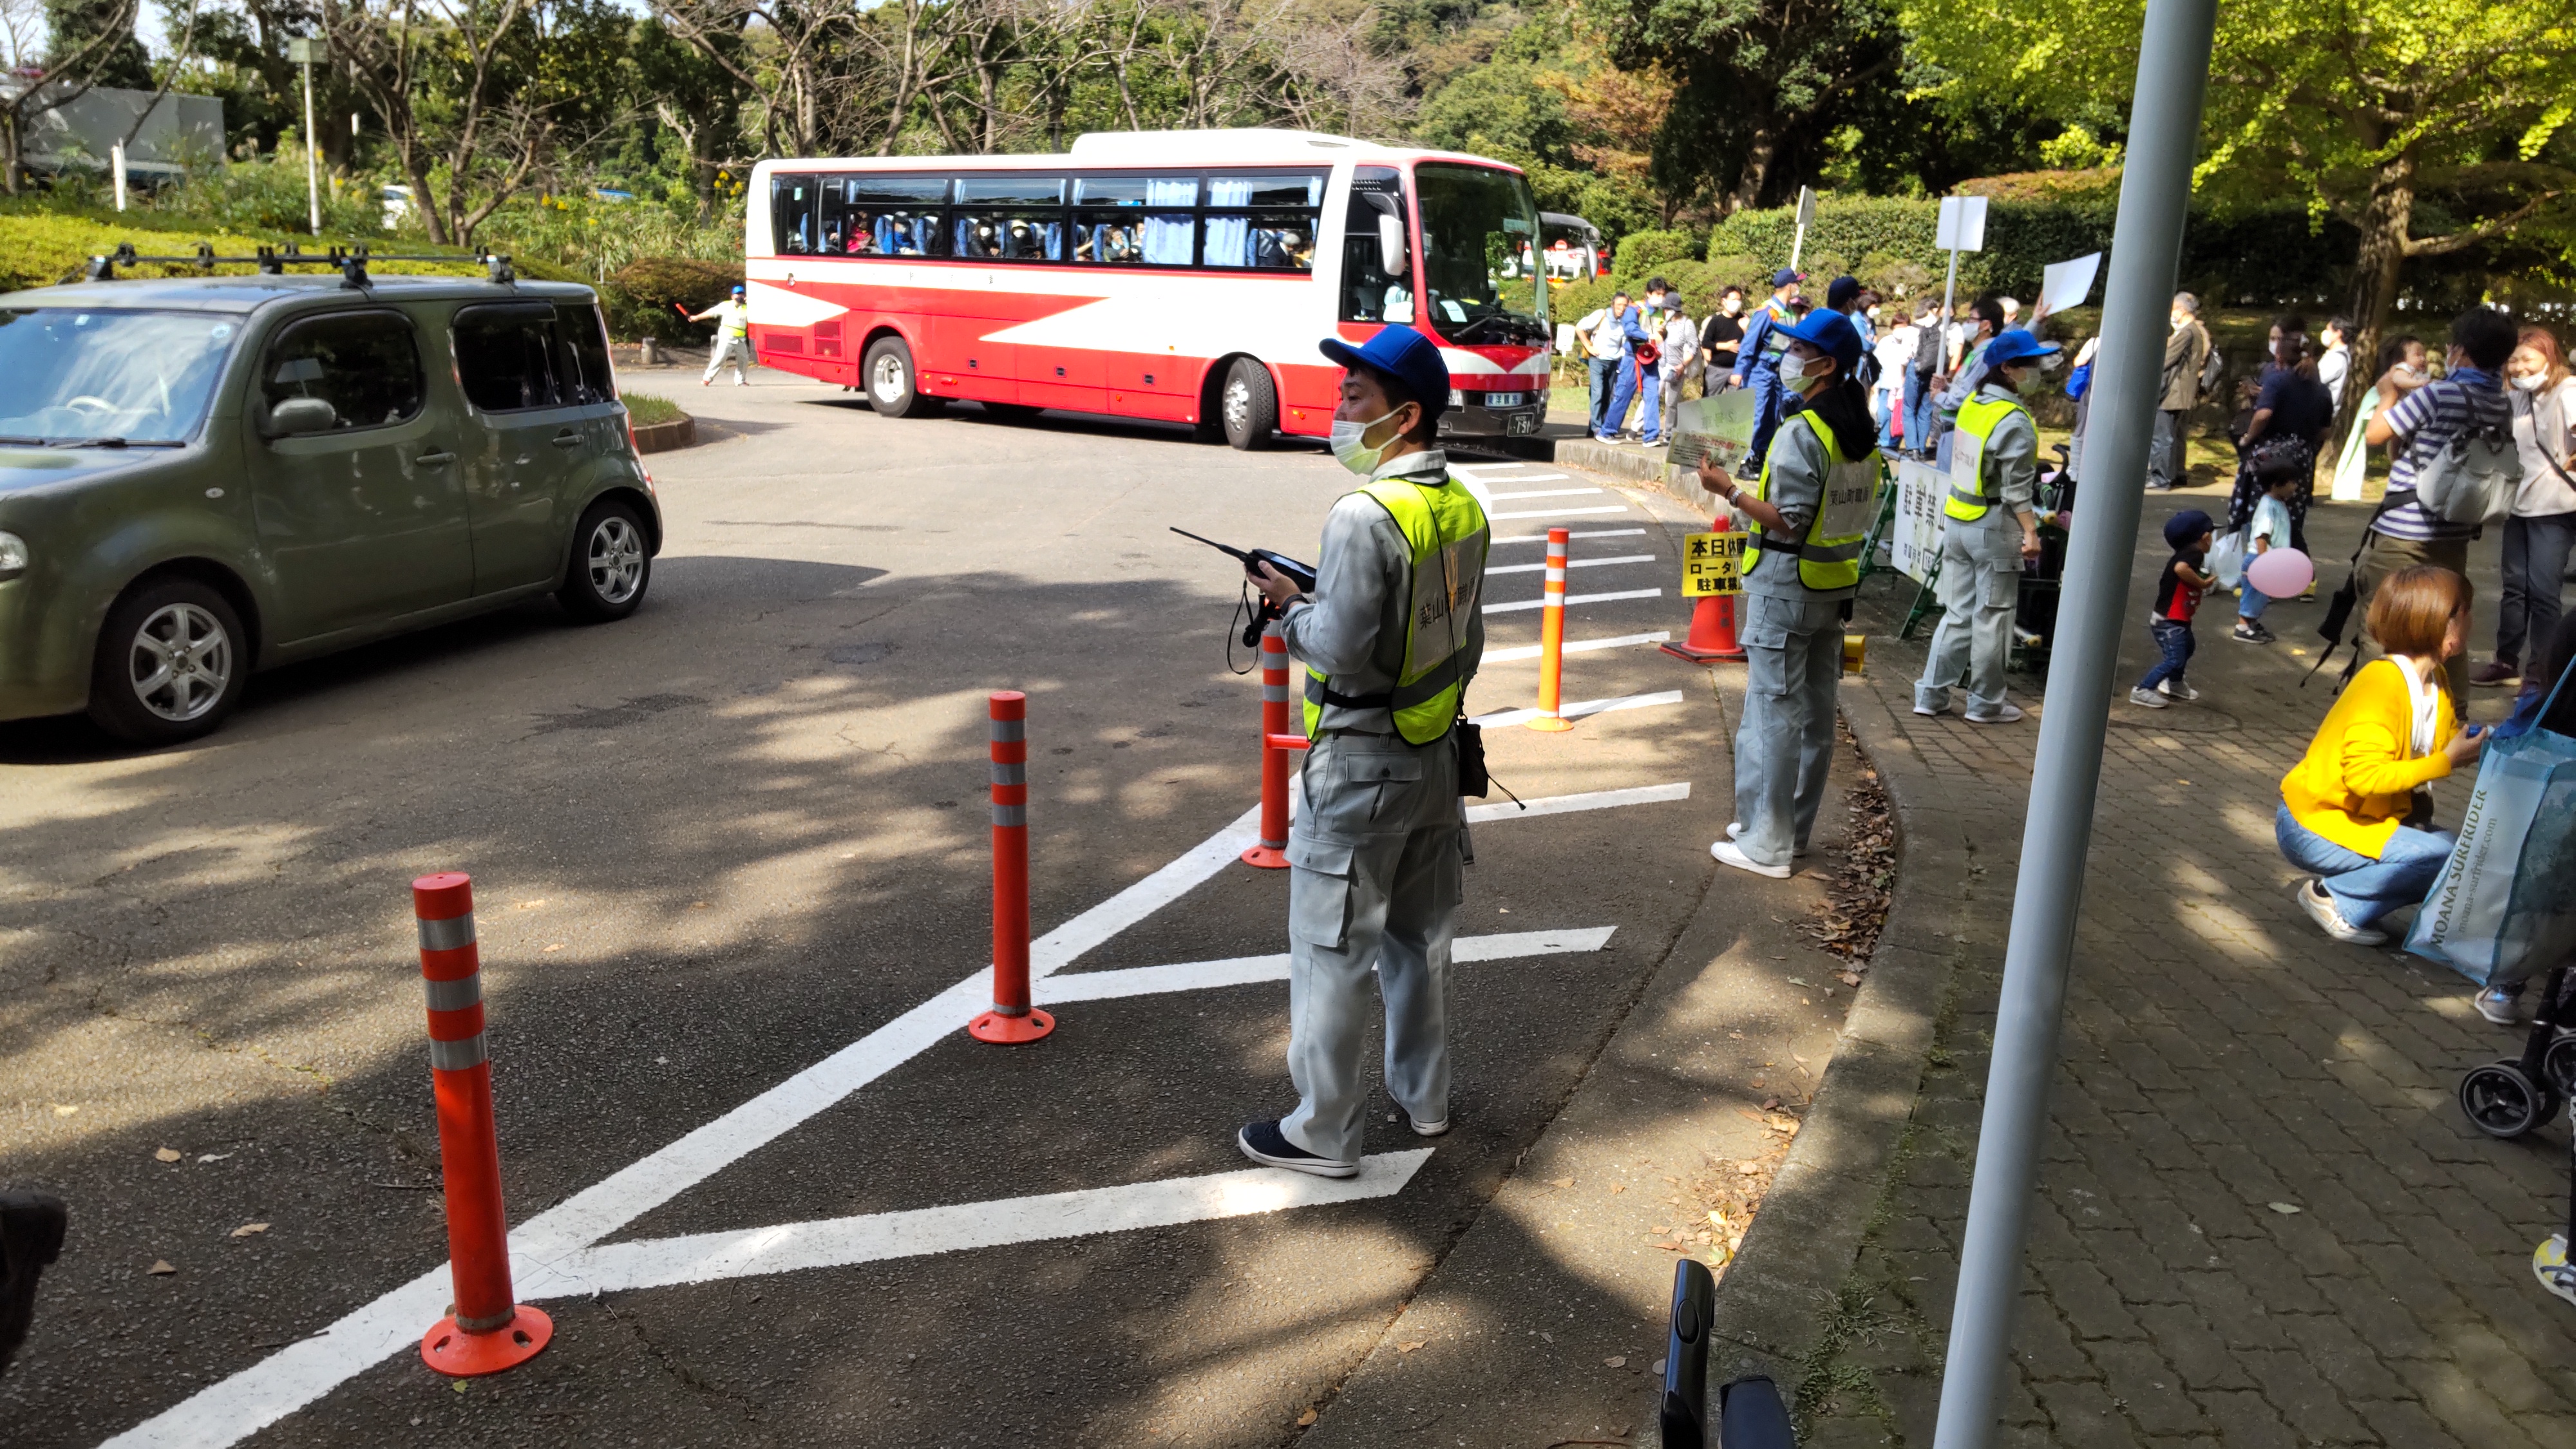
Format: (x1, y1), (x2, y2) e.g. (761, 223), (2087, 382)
(599, 256), (744, 342)
(1704, 192), (2358, 310)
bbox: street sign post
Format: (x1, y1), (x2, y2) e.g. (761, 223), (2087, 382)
(1933, 194), (1989, 368)
(286, 36), (325, 236)
(1788, 186), (1818, 270)
(1927, 0), (2219, 1444)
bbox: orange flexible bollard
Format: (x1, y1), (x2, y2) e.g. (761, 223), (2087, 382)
(1528, 526), (1575, 731)
(969, 691), (1054, 1043)
(1242, 621), (1293, 868)
(412, 873), (552, 1377)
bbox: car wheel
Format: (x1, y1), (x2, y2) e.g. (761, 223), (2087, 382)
(1220, 357), (1277, 450)
(558, 498), (652, 623)
(88, 577), (249, 745)
(863, 336), (943, 419)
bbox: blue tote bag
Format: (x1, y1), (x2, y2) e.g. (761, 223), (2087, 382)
(2405, 661), (2576, 985)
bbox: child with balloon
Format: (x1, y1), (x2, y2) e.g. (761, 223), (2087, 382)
(2233, 462), (2314, 645)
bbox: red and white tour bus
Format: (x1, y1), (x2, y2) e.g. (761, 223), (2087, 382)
(743, 129), (1553, 447)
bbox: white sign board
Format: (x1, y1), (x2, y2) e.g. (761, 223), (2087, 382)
(1795, 187), (1817, 231)
(2038, 252), (2102, 317)
(1935, 195), (1989, 253)
(1892, 460), (1950, 582)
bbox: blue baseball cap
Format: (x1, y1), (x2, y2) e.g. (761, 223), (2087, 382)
(1319, 326), (1450, 421)
(1982, 328), (2061, 369)
(1771, 267), (1801, 289)
(1779, 306), (1864, 375)
(2164, 509), (2215, 549)
(731, 284), (745, 296)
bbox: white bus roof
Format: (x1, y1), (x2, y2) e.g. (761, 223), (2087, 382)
(759, 129), (1520, 174)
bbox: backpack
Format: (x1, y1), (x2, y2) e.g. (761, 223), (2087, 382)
(2409, 394), (2519, 526)
(2195, 338), (2224, 398)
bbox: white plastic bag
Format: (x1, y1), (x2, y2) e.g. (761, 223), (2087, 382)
(2208, 528), (2248, 591)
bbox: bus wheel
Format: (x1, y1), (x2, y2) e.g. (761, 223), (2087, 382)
(863, 336), (942, 419)
(1220, 358), (1276, 450)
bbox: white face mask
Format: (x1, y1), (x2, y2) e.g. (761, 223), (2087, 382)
(1330, 410), (1402, 475)
(1721, 299), (1743, 316)
(1780, 354), (1832, 388)
(2512, 372), (2546, 392)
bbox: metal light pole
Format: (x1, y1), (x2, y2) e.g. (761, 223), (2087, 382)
(1927, 0), (2217, 1445)
(287, 36), (324, 236)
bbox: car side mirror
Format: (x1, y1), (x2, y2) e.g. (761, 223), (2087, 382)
(1377, 212), (1408, 279)
(269, 396), (337, 437)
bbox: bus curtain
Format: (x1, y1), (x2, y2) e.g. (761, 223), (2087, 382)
(1203, 178), (1252, 268)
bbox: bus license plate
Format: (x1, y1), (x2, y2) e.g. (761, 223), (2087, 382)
(1484, 392), (1528, 408)
(1508, 412), (1538, 435)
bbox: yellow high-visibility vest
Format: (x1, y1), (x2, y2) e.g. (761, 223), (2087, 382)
(1302, 473), (1491, 745)
(1739, 412), (1882, 592)
(1945, 393), (2031, 522)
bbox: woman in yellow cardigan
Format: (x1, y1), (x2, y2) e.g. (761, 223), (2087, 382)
(2278, 565), (2488, 945)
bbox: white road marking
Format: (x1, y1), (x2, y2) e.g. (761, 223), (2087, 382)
(98, 772), (1689, 1447)
(1488, 487), (1602, 501)
(100, 807), (1269, 1449)
(1484, 587), (1663, 614)
(1036, 927), (1618, 1004)
(1465, 782), (1691, 822)
(1493, 528), (1648, 544)
(1490, 504), (1631, 520)
(1470, 691), (1688, 730)
(523, 1154), (1435, 1299)
(1487, 553), (1654, 576)
(1482, 630), (1671, 662)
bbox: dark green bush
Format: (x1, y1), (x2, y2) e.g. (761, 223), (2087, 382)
(600, 256), (743, 342)
(1707, 191), (2358, 308)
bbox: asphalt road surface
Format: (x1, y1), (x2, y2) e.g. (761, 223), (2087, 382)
(2, 373), (1757, 1446)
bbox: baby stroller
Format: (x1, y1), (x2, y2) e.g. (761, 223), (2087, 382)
(2458, 965), (2576, 1138)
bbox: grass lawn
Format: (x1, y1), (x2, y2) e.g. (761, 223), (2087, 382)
(622, 392), (687, 426)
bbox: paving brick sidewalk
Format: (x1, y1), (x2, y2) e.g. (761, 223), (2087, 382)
(1789, 492), (2575, 1448)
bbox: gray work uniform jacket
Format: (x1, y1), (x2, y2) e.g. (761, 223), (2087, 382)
(1740, 413), (1860, 605)
(1965, 381), (2041, 517)
(1280, 448), (1486, 737)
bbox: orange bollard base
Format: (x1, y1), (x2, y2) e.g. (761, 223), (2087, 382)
(967, 1007), (1056, 1044)
(1661, 594), (1747, 663)
(421, 1305), (552, 1378)
(1524, 715), (1575, 733)
(1240, 844), (1290, 869)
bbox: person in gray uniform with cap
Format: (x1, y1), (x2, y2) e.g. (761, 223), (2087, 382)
(1238, 326), (1490, 1179)
(1698, 307), (1884, 878)
(1912, 328), (2058, 723)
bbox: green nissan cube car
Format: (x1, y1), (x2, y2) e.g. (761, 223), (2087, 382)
(0, 270), (661, 744)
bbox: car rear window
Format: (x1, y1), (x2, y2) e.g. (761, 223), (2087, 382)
(260, 311), (426, 431)
(454, 303), (616, 412)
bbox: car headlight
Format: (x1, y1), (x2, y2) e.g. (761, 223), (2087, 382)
(1449, 389), (1465, 407)
(0, 531), (26, 582)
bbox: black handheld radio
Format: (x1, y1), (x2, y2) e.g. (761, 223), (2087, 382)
(1170, 528), (1318, 647)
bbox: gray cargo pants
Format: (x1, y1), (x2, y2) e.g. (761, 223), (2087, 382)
(1734, 591), (1844, 869)
(1913, 511), (2024, 716)
(1280, 730), (1464, 1165)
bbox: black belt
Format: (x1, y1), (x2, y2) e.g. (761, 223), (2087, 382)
(1315, 684), (1392, 710)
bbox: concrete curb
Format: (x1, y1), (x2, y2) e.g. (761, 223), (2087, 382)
(1698, 663), (1980, 1399)
(630, 415), (699, 453)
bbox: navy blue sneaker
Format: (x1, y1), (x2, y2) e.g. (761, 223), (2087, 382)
(1236, 1119), (1358, 1179)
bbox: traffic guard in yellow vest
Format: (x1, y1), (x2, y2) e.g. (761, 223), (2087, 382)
(1911, 328), (2058, 723)
(1696, 307), (1882, 878)
(1241, 326), (1488, 1177)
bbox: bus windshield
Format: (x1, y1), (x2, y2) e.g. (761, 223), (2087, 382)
(1415, 163), (1548, 347)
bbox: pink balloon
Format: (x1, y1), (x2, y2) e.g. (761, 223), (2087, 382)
(2245, 547), (2314, 600)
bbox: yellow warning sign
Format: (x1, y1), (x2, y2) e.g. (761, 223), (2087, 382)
(1681, 531), (1747, 596)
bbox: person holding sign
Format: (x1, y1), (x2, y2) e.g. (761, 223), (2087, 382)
(1912, 328), (2057, 723)
(1696, 307), (1882, 878)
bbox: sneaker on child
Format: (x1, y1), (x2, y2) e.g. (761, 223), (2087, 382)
(2128, 687), (2168, 709)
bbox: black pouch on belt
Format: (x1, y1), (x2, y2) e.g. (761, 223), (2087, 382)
(1454, 718), (1489, 797)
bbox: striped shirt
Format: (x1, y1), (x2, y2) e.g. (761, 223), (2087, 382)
(2372, 372), (2510, 542)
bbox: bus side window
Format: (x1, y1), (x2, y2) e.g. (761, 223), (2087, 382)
(1340, 168), (1410, 324)
(773, 178), (819, 256)
(1205, 173), (1323, 272)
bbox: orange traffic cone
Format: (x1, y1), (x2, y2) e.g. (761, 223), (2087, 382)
(1661, 593), (1747, 663)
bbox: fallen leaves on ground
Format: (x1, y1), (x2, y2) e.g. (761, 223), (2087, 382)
(147, 1260), (175, 1275)
(1549, 1177), (1574, 1188)
(2268, 1202), (2302, 1215)
(1604, 1355), (1626, 1368)
(154, 1147), (182, 1162)
(231, 1222), (270, 1238)
(1296, 1408), (1318, 1427)
(1803, 730), (1896, 964)
(1397, 1340), (1426, 1353)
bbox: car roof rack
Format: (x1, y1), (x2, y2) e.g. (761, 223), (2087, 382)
(77, 242), (516, 289)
